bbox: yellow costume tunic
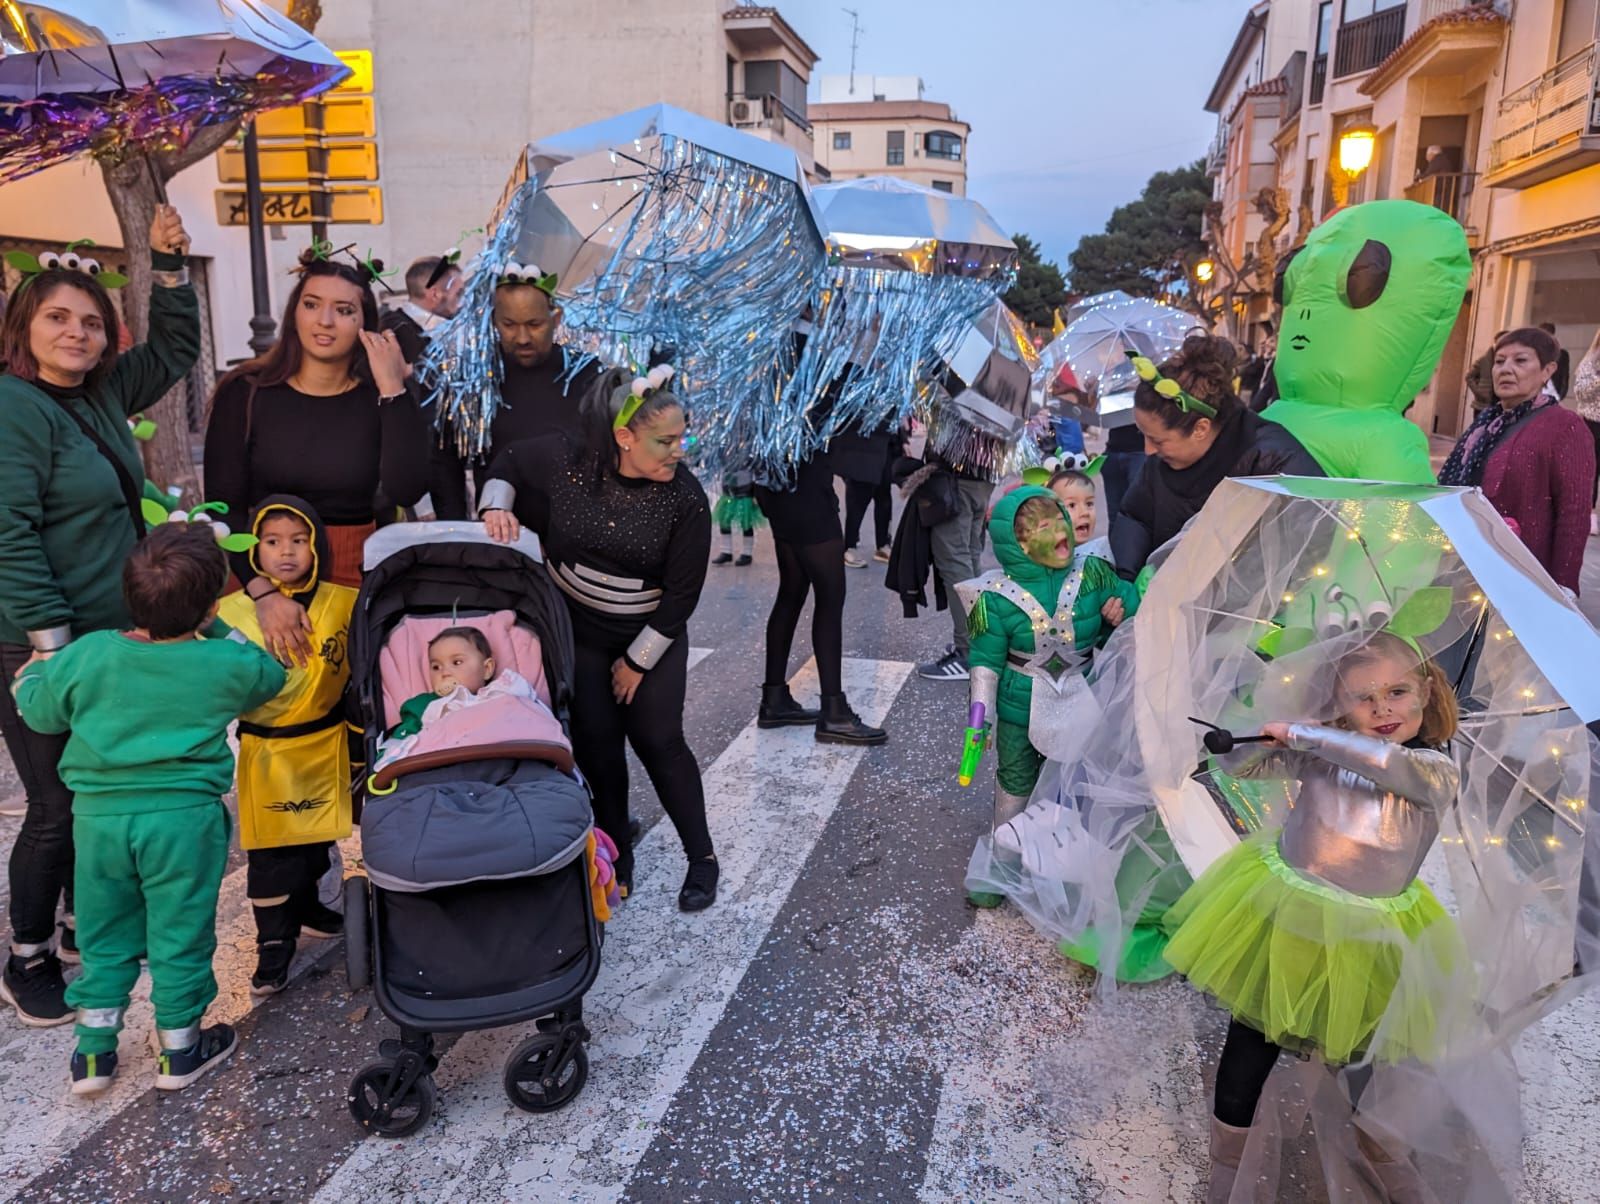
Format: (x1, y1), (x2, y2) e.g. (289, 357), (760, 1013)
(219, 497), (358, 850)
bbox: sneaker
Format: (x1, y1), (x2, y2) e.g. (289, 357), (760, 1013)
(57, 920), (79, 966)
(712, 551), (734, 565)
(0, 794), (25, 818)
(1, 951), (72, 1026)
(917, 651), (970, 682)
(155, 1024), (238, 1091)
(70, 1049), (118, 1097)
(1591, 512), (1598, 538)
(250, 940), (296, 997)
(843, 549), (868, 569)
(298, 901), (344, 940)
(873, 546), (891, 564)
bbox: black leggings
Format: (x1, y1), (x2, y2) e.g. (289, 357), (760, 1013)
(764, 536), (846, 698)
(569, 637), (711, 881)
(843, 479), (892, 550)
(1213, 1018), (1373, 1127)
(0, 642), (74, 946)
(1586, 418), (1600, 506)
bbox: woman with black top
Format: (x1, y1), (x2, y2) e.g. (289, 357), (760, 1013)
(204, 248), (428, 665)
(480, 368), (719, 911)
(754, 448), (887, 745)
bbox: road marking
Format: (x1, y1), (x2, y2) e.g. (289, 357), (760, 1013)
(312, 656), (911, 1203)
(687, 646), (714, 672)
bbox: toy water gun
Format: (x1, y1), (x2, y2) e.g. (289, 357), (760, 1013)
(958, 702), (990, 786)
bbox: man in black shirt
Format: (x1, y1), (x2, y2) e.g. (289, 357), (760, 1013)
(429, 274), (603, 520)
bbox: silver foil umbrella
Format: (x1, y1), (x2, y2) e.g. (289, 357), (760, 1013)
(926, 300), (1042, 480)
(0, 0), (348, 184)
(423, 103), (826, 470)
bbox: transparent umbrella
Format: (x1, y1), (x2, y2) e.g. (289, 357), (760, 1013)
(0, 0), (347, 185)
(423, 103), (826, 470)
(1034, 295), (1201, 428)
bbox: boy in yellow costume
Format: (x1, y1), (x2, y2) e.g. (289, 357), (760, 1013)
(218, 496), (356, 996)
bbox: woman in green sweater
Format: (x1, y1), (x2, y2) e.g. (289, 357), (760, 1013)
(0, 205), (199, 1026)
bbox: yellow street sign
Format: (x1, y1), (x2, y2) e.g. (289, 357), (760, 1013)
(216, 142), (379, 184)
(214, 186), (384, 227)
(256, 96), (376, 141)
(334, 50), (373, 94)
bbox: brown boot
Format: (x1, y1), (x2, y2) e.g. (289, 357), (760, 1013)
(1355, 1128), (1440, 1204)
(1209, 1117), (1251, 1203)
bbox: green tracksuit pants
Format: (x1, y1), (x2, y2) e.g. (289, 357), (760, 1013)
(996, 718), (1045, 799)
(64, 803), (230, 1054)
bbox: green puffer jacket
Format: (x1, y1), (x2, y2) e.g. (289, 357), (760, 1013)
(0, 257), (199, 647)
(967, 486), (1140, 728)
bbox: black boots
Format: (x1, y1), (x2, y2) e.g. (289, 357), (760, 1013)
(758, 683), (820, 729)
(250, 902), (298, 997)
(678, 856), (719, 912)
(816, 694), (887, 745)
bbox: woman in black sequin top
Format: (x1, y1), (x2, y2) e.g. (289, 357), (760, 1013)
(481, 369), (718, 911)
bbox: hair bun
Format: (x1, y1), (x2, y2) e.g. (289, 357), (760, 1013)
(1166, 333), (1240, 401)
(296, 246), (321, 269)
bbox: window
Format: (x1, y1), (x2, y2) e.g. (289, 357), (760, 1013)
(1340, 0), (1402, 18)
(833, 131), (852, 151)
(887, 129), (905, 166)
(742, 60), (808, 121)
(1558, 0), (1598, 62)
(1315, 2), (1332, 55)
(931, 180), (954, 194)
(925, 130), (962, 161)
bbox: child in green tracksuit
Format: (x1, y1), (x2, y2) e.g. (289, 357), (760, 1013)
(12, 522), (284, 1097)
(958, 486), (1138, 906)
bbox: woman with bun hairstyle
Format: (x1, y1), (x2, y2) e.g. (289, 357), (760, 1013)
(1111, 334), (1323, 579)
(203, 245), (428, 664)
(480, 366), (719, 913)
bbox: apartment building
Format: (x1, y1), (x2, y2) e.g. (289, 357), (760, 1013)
(809, 75), (970, 195)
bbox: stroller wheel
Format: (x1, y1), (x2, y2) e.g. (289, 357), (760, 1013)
(504, 1033), (588, 1113)
(348, 1060), (436, 1137)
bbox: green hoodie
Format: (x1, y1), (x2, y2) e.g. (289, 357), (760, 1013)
(967, 486), (1139, 728)
(0, 259), (199, 647)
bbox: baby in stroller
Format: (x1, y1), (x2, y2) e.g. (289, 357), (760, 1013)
(342, 521), (617, 1137)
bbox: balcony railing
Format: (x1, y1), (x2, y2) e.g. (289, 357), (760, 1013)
(1310, 54), (1328, 105)
(1205, 128), (1229, 175)
(1420, 0), (1493, 22)
(1333, 5), (1407, 79)
(1488, 43), (1599, 173)
(727, 92), (812, 135)
(1404, 171), (1477, 223)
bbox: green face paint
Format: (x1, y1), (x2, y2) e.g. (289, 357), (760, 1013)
(1016, 504), (1073, 569)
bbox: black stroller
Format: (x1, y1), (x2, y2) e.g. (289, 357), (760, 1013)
(342, 522), (602, 1137)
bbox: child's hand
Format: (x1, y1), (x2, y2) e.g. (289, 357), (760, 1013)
(12, 650), (48, 678)
(483, 509), (520, 543)
(1261, 721), (1293, 747)
(1101, 597), (1126, 627)
(611, 658), (644, 705)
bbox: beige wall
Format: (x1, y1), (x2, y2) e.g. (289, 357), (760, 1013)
(812, 116), (969, 194)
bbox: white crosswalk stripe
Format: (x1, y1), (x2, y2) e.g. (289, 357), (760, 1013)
(312, 656), (910, 1203)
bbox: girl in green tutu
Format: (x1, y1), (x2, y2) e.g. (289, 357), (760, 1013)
(1163, 632), (1466, 1202)
(711, 466), (764, 566)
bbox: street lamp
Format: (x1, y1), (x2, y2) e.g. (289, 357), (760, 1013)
(1332, 123), (1377, 208)
(1194, 258), (1216, 285)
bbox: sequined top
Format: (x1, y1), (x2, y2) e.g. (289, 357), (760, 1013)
(1571, 349), (1600, 423)
(482, 435), (711, 663)
(1224, 725), (1459, 898)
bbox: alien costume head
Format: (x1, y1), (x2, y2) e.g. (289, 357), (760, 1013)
(1263, 200), (1470, 484)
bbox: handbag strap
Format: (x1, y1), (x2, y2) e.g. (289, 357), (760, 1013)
(46, 392), (146, 542)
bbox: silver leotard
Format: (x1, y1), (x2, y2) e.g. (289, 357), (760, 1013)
(1224, 725), (1460, 898)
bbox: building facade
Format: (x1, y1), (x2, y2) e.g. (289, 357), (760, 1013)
(809, 75), (970, 195)
(0, 0), (820, 372)
(1200, 0), (1599, 441)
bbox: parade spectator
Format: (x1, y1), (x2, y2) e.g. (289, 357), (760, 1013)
(1111, 334), (1323, 578)
(12, 523), (284, 1095)
(915, 450), (995, 683)
(481, 368), (721, 910)
(1539, 322), (1571, 399)
(203, 244), (429, 653)
(1439, 327), (1596, 595)
(381, 255), (464, 367)
(0, 206), (198, 1027)
(428, 272), (603, 520)
(1570, 328), (1600, 537)
(832, 416), (900, 568)
(1465, 331), (1507, 412)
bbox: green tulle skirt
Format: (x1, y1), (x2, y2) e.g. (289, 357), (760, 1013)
(1163, 833), (1467, 1065)
(713, 494), (766, 531)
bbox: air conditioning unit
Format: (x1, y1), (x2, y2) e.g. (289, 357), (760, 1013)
(731, 100), (752, 122)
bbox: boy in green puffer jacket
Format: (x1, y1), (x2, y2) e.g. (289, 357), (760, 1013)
(957, 486), (1139, 907)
